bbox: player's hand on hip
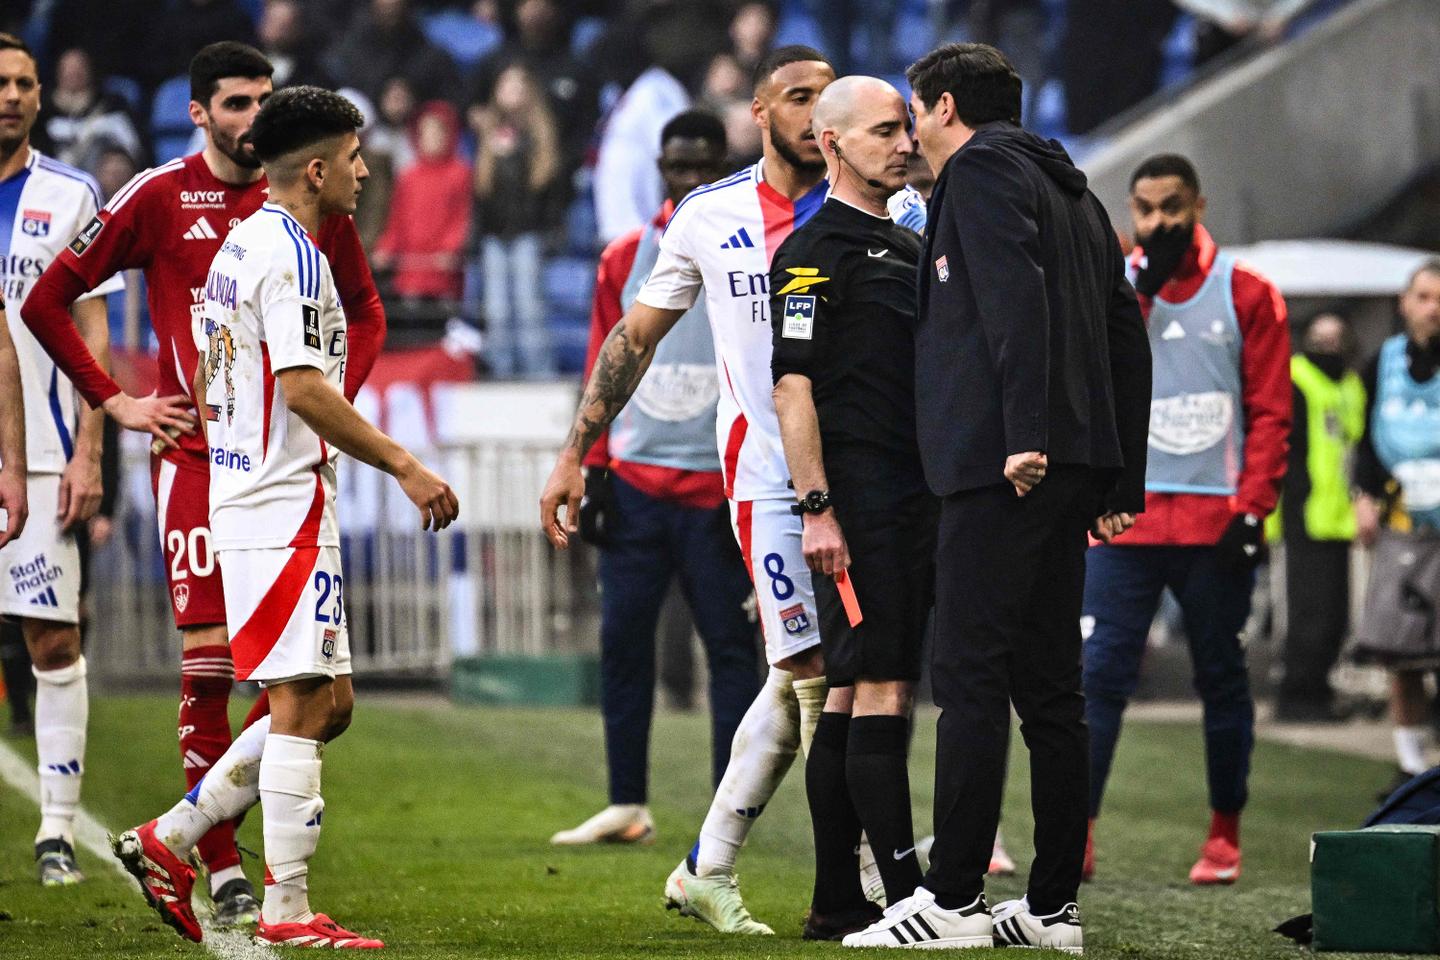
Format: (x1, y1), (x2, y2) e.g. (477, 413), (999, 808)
(539, 455), (585, 550)
(802, 510), (850, 577)
(1004, 451), (1047, 497)
(0, 468), (28, 549)
(1092, 511), (1136, 544)
(397, 457), (459, 531)
(103, 392), (195, 449)
(58, 453), (103, 532)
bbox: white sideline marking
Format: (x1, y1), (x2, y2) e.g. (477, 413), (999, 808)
(0, 738), (270, 960)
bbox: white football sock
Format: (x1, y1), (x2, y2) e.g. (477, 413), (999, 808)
(260, 734), (324, 926)
(34, 657), (87, 847)
(695, 667), (800, 876)
(791, 675), (827, 757)
(1394, 725), (1429, 775)
(154, 715), (271, 858)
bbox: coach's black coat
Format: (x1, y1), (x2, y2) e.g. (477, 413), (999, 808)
(915, 123), (1151, 512)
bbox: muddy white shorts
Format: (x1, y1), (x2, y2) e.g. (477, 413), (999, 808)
(220, 545), (352, 684)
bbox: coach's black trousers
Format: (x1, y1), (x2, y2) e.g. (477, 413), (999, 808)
(923, 466), (1102, 915)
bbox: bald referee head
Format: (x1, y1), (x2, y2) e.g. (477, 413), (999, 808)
(811, 76), (912, 203)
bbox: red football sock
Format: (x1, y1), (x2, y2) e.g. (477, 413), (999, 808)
(242, 687), (270, 730)
(1209, 810), (1241, 847)
(180, 645), (240, 873)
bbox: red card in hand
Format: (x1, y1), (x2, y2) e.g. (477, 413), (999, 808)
(835, 570), (863, 627)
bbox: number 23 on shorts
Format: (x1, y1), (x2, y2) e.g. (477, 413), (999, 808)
(314, 570), (344, 624)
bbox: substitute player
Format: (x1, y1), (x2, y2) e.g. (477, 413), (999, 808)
(0, 32), (122, 886)
(21, 42), (386, 921)
(112, 85), (457, 949)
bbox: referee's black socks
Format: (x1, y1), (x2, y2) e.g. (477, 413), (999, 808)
(805, 711), (866, 913)
(848, 714), (923, 904)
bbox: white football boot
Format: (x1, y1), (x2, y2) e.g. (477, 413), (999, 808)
(550, 804), (655, 845)
(663, 859), (774, 935)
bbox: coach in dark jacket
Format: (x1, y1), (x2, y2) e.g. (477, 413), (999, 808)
(861, 43), (1150, 950)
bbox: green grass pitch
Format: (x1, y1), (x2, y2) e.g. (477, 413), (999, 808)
(0, 695), (1408, 958)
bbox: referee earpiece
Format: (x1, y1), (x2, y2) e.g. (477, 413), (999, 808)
(831, 138), (885, 190)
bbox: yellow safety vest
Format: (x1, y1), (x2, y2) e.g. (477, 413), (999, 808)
(1266, 354), (1366, 541)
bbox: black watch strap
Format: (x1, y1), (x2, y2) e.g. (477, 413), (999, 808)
(790, 489), (833, 515)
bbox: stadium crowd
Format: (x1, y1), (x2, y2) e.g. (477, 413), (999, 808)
(3, 0), (1437, 953)
(3, 0), (1351, 377)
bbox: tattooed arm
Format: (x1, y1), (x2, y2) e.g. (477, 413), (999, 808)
(540, 301), (684, 548)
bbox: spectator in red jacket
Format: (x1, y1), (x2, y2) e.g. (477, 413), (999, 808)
(1082, 154), (1291, 887)
(372, 100), (472, 302)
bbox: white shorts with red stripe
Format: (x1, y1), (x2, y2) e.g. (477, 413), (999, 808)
(219, 545), (351, 684)
(728, 497), (821, 666)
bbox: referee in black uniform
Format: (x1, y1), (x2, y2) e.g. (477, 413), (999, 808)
(769, 75), (936, 940)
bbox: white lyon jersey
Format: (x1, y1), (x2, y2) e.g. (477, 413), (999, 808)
(636, 161), (925, 502)
(0, 150), (122, 474)
(200, 202), (346, 551)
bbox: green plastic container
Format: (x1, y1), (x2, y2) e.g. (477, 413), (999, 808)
(1312, 824), (1440, 953)
(450, 654), (600, 707)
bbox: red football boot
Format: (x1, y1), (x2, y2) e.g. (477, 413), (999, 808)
(111, 821), (203, 942)
(255, 913), (385, 949)
(1189, 835), (1242, 885)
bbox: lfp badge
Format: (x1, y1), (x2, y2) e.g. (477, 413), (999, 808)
(781, 294), (815, 340)
(21, 209), (51, 237)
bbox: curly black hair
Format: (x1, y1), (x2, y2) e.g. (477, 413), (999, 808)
(246, 85), (365, 165)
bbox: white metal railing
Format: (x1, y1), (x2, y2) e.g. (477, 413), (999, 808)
(85, 433), (598, 688)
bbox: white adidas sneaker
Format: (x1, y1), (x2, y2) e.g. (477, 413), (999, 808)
(991, 897), (1084, 954)
(841, 887), (992, 949)
(549, 804), (655, 845)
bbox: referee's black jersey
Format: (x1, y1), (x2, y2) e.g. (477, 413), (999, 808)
(769, 197), (923, 466)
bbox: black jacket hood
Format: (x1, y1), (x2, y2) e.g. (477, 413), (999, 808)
(970, 123), (1088, 197)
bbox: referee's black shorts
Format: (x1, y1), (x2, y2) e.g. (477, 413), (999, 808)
(815, 459), (938, 687)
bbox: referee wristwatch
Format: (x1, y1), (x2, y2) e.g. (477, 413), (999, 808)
(791, 489), (833, 516)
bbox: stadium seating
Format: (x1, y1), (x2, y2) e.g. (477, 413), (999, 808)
(420, 10), (502, 68)
(150, 75), (194, 164)
(102, 75), (143, 114)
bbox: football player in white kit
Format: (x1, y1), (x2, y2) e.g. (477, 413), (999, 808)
(112, 86), (458, 949)
(0, 33), (125, 886)
(542, 46), (929, 935)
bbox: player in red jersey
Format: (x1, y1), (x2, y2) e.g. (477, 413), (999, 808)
(19, 42), (386, 927)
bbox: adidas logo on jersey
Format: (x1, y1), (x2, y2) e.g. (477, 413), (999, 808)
(27, 586), (59, 607)
(720, 227), (755, 249)
(182, 749), (211, 770)
(183, 217), (219, 241)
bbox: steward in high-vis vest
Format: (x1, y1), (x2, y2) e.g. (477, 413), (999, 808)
(1081, 154), (1291, 888)
(1269, 314), (1366, 723)
(1352, 259), (1440, 796)
(552, 111), (761, 849)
